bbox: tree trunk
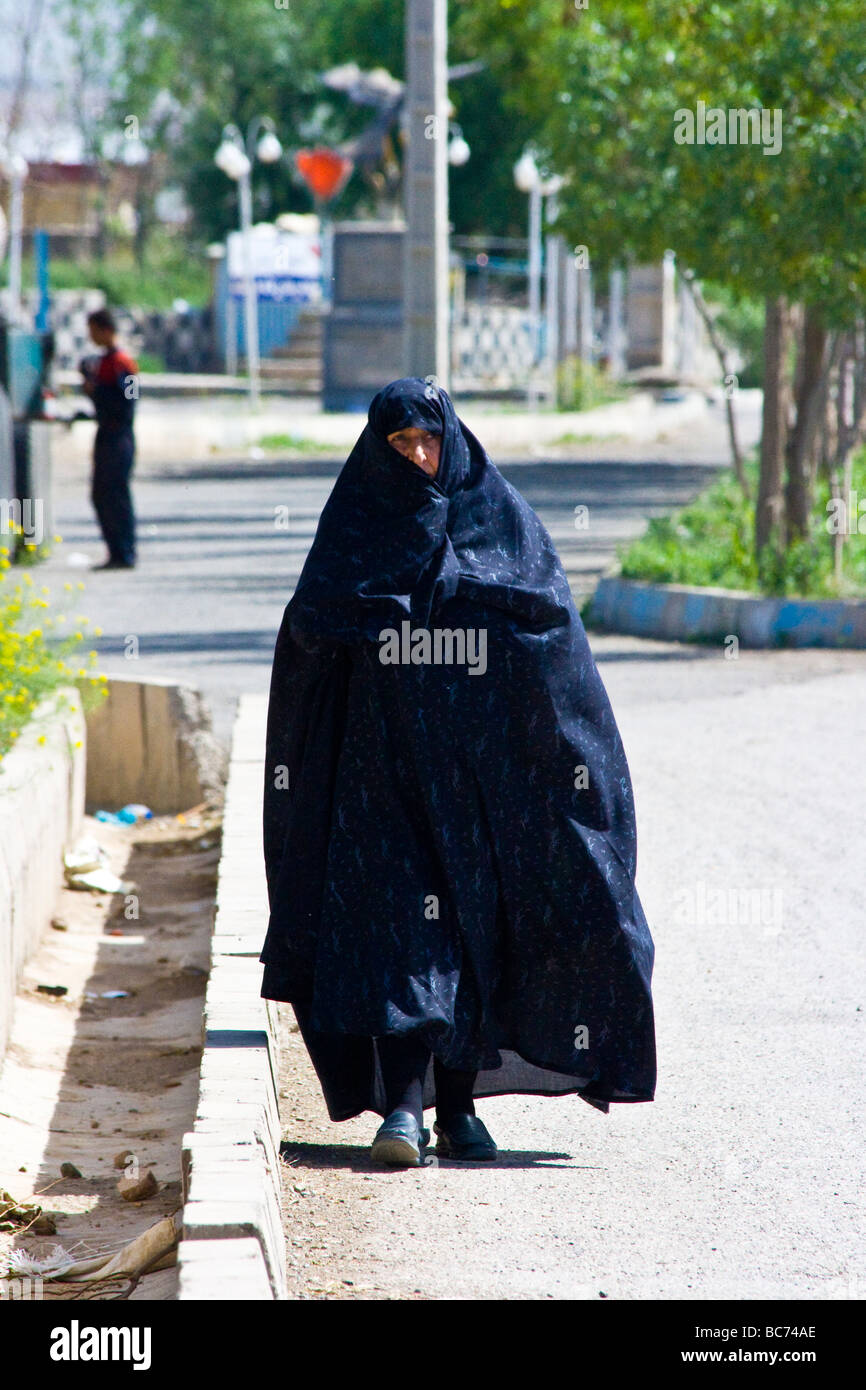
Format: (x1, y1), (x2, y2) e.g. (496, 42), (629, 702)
(756, 296), (793, 558)
(785, 305), (830, 539)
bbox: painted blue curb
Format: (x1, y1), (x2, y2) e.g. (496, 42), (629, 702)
(587, 576), (866, 648)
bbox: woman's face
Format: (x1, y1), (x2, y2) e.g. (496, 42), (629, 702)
(386, 426), (441, 478)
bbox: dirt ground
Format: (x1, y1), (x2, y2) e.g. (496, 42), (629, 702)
(0, 804), (221, 1300)
(276, 1009), (432, 1301)
(275, 1009), (538, 1302)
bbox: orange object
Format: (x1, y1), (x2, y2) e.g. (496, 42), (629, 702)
(295, 148), (354, 202)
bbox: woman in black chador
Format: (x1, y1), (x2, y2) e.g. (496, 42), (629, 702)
(260, 377), (656, 1167)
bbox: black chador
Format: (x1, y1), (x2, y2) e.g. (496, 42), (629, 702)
(260, 378), (656, 1120)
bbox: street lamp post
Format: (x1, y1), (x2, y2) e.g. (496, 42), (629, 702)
(403, 0), (450, 385)
(514, 150), (563, 407)
(214, 118), (282, 410)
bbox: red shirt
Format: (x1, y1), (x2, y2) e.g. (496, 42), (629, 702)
(92, 347), (139, 430)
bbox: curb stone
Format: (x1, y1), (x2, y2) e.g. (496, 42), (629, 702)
(177, 1237), (272, 1301)
(178, 694), (286, 1300)
(588, 575), (866, 648)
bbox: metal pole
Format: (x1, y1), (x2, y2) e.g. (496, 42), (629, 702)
(403, 0), (450, 385)
(563, 247), (578, 357)
(526, 181), (543, 410)
(319, 208), (334, 309)
(607, 265), (626, 377)
(578, 262), (594, 364)
(226, 294), (238, 377)
(238, 167), (260, 410)
(528, 181), (542, 362)
(545, 232), (559, 406)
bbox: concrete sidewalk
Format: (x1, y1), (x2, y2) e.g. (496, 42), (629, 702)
(178, 693), (285, 1300)
(53, 385), (723, 470)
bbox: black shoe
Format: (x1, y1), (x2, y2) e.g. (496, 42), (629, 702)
(370, 1110), (431, 1167)
(92, 558), (135, 570)
(433, 1113), (497, 1161)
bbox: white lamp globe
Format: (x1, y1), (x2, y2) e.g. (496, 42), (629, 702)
(448, 135), (471, 167)
(540, 174), (564, 196)
(256, 130), (282, 164)
(513, 150), (540, 192)
(214, 140), (251, 181)
(4, 153), (29, 181)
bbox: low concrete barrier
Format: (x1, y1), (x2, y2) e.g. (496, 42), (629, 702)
(178, 693), (286, 1301)
(0, 687), (86, 1061)
(85, 675), (228, 814)
(589, 575), (866, 648)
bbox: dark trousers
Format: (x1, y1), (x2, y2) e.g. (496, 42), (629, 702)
(377, 1032), (477, 1122)
(91, 427), (136, 564)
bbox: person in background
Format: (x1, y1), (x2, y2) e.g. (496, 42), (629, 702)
(80, 308), (138, 570)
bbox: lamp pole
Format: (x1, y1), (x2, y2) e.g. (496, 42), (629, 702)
(514, 151), (564, 406)
(237, 160), (259, 410)
(528, 180), (542, 360)
(215, 118), (282, 411)
(403, 0), (450, 386)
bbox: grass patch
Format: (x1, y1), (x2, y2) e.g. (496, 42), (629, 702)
(617, 449), (866, 599)
(551, 432), (625, 446)
(137, 351), (167, 373)
(556, 358), (629, 412)
(24, 232), (211, 313)
(256, 433), (342, 454)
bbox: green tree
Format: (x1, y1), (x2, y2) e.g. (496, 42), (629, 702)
(456, 0), (866, 565)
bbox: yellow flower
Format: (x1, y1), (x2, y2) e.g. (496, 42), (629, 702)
(36, 735), (46, 745)
(53, 534), (62, 542)
(93, 627), (103, 637)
